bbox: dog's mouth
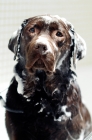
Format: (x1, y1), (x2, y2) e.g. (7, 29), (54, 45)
(34, 59), (45, 68)
(26, 54), (55, 75)
(31, 58), (46, 72)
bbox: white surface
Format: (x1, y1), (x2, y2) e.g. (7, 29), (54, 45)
(0, 83), (9, 140)
(76, 65), (92, 115)
(0, 107), (9, 140)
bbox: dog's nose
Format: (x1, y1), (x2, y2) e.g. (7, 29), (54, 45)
(35, 43), (47, 55)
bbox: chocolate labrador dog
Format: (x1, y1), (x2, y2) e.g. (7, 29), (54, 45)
(5, 15), (92, 140)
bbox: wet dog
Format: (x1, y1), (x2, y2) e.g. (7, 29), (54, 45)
(6, 15), (92, 140)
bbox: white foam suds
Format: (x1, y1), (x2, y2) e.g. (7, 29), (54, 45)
(15, 73), (24, 95)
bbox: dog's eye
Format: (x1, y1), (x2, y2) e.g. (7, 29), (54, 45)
(29, 27), (35, 33)
(56, 31), (63, 37)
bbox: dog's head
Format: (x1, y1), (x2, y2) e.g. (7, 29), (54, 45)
(8, 15), (86, 75)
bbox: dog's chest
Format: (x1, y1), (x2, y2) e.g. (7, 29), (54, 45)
(10, 70), (74, 124)
(6, 72), (85, 140)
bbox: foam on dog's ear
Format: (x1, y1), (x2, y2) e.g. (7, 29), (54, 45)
(8, 19), (29, 60)
(8, 27), (22, 60)
(8, 30), (19, 53)
(61, 18), (87, 68)
(75, 33), (86, 60)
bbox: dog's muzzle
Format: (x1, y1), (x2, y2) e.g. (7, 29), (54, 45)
(25, 36), (56, 74)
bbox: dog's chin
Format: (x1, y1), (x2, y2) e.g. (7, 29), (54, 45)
(28, 59), (54, 75)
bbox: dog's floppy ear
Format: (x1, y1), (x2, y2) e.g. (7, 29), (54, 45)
(8, 19), (29, 60)
(8, 29), (21, 52)
(8, 26), (22, 60)
(61, 18), (87, 68)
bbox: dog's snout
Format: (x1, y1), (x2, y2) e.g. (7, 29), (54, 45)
(35, 43), (47, 55)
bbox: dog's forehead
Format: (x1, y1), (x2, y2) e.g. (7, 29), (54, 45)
(40, 15), (58, 23)
(26, 15), (65, 27)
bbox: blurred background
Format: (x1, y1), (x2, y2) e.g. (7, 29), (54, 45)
(0, 0), (92, 139)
